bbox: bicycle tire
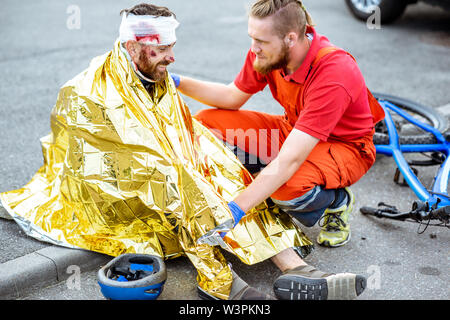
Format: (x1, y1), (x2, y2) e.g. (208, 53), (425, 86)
(373, 92), (449, 145)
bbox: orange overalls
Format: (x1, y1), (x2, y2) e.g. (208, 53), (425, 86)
(194, 47), (385, 202)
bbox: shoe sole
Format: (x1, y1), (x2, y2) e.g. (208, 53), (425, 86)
(197, 286), (221, 300)
(273, 272), (366, 300)
(318, 230), (351, 248)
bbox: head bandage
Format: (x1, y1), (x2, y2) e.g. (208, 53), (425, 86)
(119, 14), (179, 46)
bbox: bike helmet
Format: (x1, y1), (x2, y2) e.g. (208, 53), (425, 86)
(97, 253), (167, 300)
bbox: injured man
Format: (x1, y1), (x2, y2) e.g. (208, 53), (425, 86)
(0, 3), (365, 300)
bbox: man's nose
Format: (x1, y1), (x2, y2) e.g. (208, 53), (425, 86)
(165, 48), (175, 63)
(251, 40), (261, 54)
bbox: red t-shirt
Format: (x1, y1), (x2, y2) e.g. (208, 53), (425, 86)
(234, 27), (374, 142)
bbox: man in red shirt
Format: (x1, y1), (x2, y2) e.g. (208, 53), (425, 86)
(172, 0), (382, 300)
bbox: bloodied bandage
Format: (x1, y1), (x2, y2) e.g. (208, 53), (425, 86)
(119, 13), (179, 46)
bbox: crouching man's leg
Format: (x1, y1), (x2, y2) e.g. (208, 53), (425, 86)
(273, 186), (354, 247)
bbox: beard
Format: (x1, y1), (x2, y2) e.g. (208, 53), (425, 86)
(253, 42), (289, 75)
(137, 50), (170, 83)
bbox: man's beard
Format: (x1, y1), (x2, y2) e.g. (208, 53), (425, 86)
(137, 51), (170, 83)
(253, 43), (289, 75)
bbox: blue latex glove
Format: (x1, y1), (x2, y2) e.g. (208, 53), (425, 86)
(170, 73), (180, 88)
(218, 201), (246, 238)
(197, 201), (246, 246)
(228, 201), (246, 228)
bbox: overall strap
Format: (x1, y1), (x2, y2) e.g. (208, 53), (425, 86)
(309, 46), (385, 124)
(312, 46), (341, 67)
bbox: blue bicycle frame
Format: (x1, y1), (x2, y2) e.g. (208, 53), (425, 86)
(375, 100), (450, 208)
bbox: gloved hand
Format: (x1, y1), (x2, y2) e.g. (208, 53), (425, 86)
(227, 201), (246, 228)
(217, 201), (245, 239)
(197, 201), (246, 246)
(170, 73), (180, 88)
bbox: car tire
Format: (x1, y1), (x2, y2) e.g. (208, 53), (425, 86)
(345, 0), (409, 24)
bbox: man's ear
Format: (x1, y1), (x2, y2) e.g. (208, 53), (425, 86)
(284, 32), (298, 48)
(125, 40), (139, 60)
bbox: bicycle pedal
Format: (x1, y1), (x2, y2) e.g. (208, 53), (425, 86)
(394, 167), (418, 186)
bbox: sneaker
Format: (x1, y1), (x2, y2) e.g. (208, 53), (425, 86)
(273, 265), (366, 300)
(197, 270), (275, 300)
(317, 187), (354, 247)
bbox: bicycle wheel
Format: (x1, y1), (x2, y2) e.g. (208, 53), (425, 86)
(373, 92), (449, 145)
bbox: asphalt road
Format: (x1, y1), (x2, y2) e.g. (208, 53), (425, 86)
(0, 0), (449, 301)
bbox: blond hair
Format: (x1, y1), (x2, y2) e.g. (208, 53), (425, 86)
(250, 0), (314, 39)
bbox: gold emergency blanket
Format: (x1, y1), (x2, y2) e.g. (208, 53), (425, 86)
(0, 41), (313, 299)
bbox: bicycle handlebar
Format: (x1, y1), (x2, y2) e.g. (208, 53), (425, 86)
(360, 203), (450, 223)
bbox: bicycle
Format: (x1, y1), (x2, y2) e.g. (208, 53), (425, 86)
(359, 93), (450, 233)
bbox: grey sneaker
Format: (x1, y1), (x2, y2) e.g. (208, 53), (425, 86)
(273, 265), (366, 300)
